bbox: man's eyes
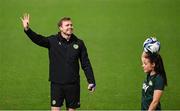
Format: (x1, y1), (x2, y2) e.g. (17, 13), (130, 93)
(66, 24), (73, 26)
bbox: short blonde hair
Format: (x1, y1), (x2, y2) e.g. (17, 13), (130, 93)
(57, 17), (71, 27)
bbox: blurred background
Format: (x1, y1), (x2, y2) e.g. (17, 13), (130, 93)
(0, 0), (180, 109)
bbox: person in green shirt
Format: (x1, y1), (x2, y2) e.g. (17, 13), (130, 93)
(141, 50), (167, 110)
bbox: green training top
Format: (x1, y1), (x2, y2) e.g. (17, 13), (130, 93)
(141, 74), (165, 110)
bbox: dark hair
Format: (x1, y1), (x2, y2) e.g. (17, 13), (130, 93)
(57, 17), (71, 27)
(145, 52), (168, 86)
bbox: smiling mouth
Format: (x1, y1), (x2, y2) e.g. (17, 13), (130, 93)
(67, 29), (73, 31)
(68, 30), (72, 32)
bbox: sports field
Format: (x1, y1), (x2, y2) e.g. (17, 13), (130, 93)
(0, 0), (180, 110)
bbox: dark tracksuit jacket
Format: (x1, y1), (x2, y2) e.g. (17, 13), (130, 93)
(24, 28), (95, 85)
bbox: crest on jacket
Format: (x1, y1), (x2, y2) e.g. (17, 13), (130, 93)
(73, 44), (79, 49)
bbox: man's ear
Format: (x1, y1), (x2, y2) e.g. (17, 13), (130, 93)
(59, 26), (62, 31)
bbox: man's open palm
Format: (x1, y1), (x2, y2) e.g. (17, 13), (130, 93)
(21, 13), (30, 30)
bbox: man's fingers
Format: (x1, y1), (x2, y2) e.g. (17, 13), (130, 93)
(25, 13), (27, 20)
(27, 13), (29, 20)
(23, 13), (26, 20)
(89, 87), (95, 92)
(20, 17), (23, 22)
(88, 84), (96, 92)
(21, 13), (30, 23)
(92, 88), (95, 92)
(23, 13), (29, 20)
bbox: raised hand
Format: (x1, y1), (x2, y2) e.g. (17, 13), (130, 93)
(20, 13), (30, 30)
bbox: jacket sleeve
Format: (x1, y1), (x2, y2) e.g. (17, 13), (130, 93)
(24, 28), (50, 48)
(79, 40), (96, 84)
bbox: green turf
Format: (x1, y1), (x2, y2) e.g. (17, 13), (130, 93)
(0, 0), (180, 110)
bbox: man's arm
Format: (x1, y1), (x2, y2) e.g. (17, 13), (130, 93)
(80, 40), (96, 92)
(21, 13), (50, 48)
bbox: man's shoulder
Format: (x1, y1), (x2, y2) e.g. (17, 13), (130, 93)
(72, 34), (84, 43)
(47, 34), (58, 39)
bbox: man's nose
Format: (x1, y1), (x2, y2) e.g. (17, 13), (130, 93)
(68, 25), (72, 28)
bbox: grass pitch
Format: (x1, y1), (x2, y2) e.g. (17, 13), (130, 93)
(0, 0), (180, 110)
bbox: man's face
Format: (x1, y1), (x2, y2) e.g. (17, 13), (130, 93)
(60, 20), (73, 35)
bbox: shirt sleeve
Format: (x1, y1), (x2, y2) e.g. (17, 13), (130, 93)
(24, 28), (50, 48)
(79, 40), (96, 84)
(154, 75), (164, 90)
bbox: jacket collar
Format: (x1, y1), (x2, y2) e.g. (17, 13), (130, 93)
(57, 32), (77, 44)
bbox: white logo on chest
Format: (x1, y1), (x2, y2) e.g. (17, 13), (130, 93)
(143, 83), (149, 92)
(149, 80), (153, 86)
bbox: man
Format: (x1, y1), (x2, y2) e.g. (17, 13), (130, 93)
(21, 13), (96, 111)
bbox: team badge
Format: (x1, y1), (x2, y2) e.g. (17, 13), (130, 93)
(149, 81), (153, 86)
(52, 100), (56, 105)
(73, 44), (79, 49)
